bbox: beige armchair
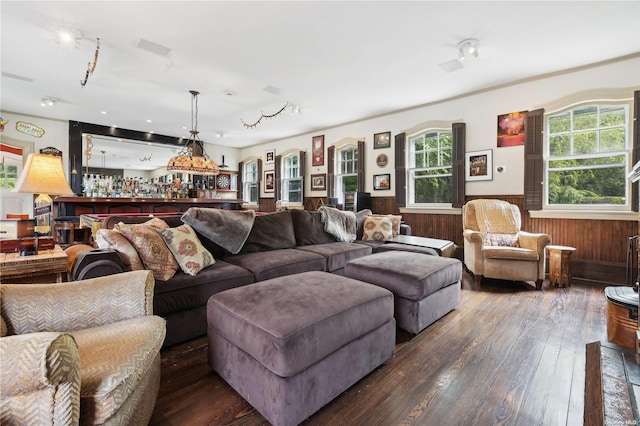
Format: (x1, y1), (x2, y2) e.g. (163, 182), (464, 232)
(0, 270), (166, 425)
(463, 199), (551, 290)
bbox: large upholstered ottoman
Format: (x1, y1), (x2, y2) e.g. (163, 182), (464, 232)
(207, 270), (396, 426)
(345, 251), (462, 334)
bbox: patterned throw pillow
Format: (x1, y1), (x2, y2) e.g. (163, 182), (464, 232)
(372, 214), (402, 236)
(157, 224), (215, 276)
(484, 232), (520, 247)
(115, 221), (179, 281)
(362, 216), (394, 241)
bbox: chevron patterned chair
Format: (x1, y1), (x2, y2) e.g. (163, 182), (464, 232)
(0, 270), (166, 425)
(462, 199), (551, 290)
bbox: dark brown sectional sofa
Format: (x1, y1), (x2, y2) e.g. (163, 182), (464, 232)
(81, 208), (411, 347)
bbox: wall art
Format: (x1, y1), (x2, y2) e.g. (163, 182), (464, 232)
(373, 173), (391, 190)
(465, 149), (493, 181)
(497, 111), (526, 147)
(373, 131), (391, 149)
(312, 135), (324, 166)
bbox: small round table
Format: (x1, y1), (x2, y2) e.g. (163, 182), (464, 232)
(547, 245), (576, 288)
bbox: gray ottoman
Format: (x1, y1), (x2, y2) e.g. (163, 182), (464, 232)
(207, 271), (395, 426)
(345, 251), (462, 334)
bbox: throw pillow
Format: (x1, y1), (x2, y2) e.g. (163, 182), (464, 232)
(115, 222), (179, 281)
(372, 214), (402, 236)
(95, 228), (144, 271)
(362, 216), (394, 241)
(484, 232), (520, 247)
(157, 224), (215, 276)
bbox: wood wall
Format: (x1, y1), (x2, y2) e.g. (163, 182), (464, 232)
(302, 195), (635, 286)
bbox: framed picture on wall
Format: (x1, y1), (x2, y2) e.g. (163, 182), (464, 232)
(465, 149), (493, 181)
(373, 173), (391, 190)
(373, 132), (391, 149)
(310, 174), (326, 191)
(265, 149), (275, 164)
(312, 135), (324, 166)
(264, 171), (274, 192)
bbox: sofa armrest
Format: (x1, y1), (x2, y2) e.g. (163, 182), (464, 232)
(0, 332), (81, 425)
(400, 223), (411, 236)
(463, 229), (485, 275)
(1, 271), (155, 335)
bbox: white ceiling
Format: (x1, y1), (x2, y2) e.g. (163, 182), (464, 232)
(2, 1), (640, 159)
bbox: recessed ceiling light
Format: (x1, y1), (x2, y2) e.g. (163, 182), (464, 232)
(224, 90), (235, 97)
(101, 111), (107, 115)
(146, 119), (152, 123)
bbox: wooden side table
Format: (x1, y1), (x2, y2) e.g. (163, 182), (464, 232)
(547, 245), (576, 287)
(0, 245), (68, 284)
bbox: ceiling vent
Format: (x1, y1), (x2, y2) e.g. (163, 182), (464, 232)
(135, 38), (172, 57)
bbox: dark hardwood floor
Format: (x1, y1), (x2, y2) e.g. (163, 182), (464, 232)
(149, 272), (609, 425)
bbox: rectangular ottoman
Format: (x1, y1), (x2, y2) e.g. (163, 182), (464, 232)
(207, 270), (395, 426)
(345, 251), (462, 334)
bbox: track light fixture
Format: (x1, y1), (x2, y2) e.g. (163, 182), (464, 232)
(457, 38), (479, 61)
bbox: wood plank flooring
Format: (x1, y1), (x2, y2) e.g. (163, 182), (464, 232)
(150, 272), (609, 425)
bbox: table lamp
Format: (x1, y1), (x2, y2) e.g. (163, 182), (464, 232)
(12, 153), (74, 236)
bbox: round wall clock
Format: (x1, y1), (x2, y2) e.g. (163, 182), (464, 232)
(376, 154), (388, 167)
(216, 174), (231, 190)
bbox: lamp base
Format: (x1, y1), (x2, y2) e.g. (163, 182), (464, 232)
(34, 193), (52, 237)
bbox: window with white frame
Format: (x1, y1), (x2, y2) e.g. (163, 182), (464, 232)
(407, 129), (452, 205)
(282, 153), (302, 203)
(545, 103), (629, 209)
(243, 160), (259, 204)
(336, 145), (358, 203)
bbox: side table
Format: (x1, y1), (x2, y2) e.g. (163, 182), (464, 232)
(547, 244), (576, 287)
(0, 245), (68, 284)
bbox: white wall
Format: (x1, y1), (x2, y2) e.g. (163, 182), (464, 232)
(240, 57), (640, 198)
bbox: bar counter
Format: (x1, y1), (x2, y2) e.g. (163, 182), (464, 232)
(53, 196), (243, 217)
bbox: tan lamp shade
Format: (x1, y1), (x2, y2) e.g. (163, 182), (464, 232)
(12, 153), (74, 196)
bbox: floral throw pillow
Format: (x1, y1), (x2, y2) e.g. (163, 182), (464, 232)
(157, 224), (215, 276)
(484, 232), (520, 247)
(362, 216), (394, 241)
(115, 222), (179, 281)
(372, 214), (402, 236)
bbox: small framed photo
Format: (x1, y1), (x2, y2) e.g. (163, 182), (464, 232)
(310, 173), (326, 191)
(373, 173), (391, 190)
(265, 149), (275, 164)
(373, 131), (391, 149)
(465, 149), (493, 181)
(264, 171), (275, 192)
(312, 135), (324, 166)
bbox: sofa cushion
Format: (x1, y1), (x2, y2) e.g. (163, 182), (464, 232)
(153, 260), (254, 317)
(355, 209), (373, 240)
(224, 249), (325, 281)
(115, 221), (179, 281)
(295, 242), (372, 272)
(71, 315), (166, 425)
(482, 246), (539, 261)
(240, 210), (296, 253)
(290, 209), (335, 246)
(362, 216), (394, 241)
(157, 224), (214, 276)
(207, 271), (393, 377)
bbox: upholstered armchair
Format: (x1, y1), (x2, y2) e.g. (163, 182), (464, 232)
(0, 270), (166, 425)
(462, 199), (551, 290)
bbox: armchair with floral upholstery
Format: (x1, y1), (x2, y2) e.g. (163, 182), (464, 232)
(462, 199), (551, 290)
(0, 270), (166, 425)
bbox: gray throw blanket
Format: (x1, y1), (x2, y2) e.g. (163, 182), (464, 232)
(181, 208), (256, 254)
(318, 206), (356, 242)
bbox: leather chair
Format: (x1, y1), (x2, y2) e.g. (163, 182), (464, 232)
(462, 199), (551, 290)
(0, 270), (166, 425)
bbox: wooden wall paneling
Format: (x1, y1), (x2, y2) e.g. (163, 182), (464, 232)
(260, 198), (276, 212)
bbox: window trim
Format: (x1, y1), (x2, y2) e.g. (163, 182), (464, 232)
(281, 152), (303, 204)
(241, 159), (260, 205)
(335, 143), (358, 204)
